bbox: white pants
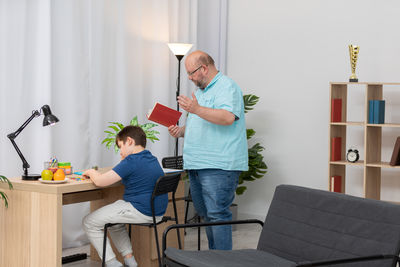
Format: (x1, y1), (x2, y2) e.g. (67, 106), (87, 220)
(82, 199), (162, 262)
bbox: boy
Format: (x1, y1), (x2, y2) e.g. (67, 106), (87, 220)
(82, 125), (166, 267)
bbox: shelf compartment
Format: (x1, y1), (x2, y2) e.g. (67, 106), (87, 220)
(367, 123), (400, 128)
(365, 126), (382, 164)
(331, 122), (364, 126)
(364, 166), (381, 200)
(329, 164), (345, 193)
(330, 160), (364, 166)
(366, 162), (400, 168)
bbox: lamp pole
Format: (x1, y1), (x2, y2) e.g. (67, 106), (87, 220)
(168, 43), (192, 158)
(175, 55), (184, 157)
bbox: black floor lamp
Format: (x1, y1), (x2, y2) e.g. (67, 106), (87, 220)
(7, 105), (59, 180)
(168, 43), (193, 157)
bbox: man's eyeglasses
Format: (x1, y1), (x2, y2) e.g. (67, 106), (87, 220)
(187, 65), (202, 77)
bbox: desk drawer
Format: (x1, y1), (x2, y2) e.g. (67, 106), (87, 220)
(63, 190), (103, 205)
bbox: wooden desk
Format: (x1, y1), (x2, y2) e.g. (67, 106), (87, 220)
(0, 169), (184, 267)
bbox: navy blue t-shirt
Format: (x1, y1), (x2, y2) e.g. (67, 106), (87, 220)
(112, 150), (167, 216)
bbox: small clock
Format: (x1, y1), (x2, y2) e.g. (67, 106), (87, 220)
(346, 148), (359, 163)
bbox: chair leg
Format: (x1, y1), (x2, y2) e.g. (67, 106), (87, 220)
(172, 199), (182, 249)
(102, 224), (110, 267)
(184, 199), (190, 235)
(153, 225), (162, 267)
(197, 215), (201, 251)
(184, 190), (191, 236)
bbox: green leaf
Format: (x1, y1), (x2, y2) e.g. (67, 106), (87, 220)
(101, 138), (114, 144)
(243, 94), (259, 113)
(0, 175), (12, 208)
(108, 125), (119, 132)
(235, 186), (247, 195)
(0, 175), (12, 189)
(130, 116), (139, 126)
(0, 192), (9, 208)
(110, 122), (124, 129)
(247, 129), (255, 140)
(141, 123), (158, 130)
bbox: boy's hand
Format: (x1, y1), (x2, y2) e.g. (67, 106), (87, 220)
(83, 169), (122, 187)
(168, 125), (184, 138)
(82, 169), (95, 179)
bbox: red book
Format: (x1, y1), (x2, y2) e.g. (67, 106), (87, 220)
(331, 137), (341, 161)
(147, 103), (182, 127)
(390, 137), (400, 166)
(331, 176), (342, 193)
(331, 98), (342, 122)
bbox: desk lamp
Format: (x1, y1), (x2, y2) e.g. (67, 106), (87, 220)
(7, 105), (59, 180)
(167, 43), (192, 157)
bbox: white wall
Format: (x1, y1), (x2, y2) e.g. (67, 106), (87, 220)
(227, 0), (400, 220)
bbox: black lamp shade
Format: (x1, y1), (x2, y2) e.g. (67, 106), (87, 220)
(41, 105), (59, 126)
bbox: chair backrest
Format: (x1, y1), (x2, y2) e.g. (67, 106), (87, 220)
(162, 156), (183, 170)
(152, 173), (182, 198)
(258, 185), (400, 266)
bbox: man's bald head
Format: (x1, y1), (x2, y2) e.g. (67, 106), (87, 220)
(186, 50), (215, 67)
(185, 50), (218, 89)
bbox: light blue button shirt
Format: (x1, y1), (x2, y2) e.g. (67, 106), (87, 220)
(183, 72), (248, 171)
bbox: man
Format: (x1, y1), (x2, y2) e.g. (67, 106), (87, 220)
(168, 50), (248, 250)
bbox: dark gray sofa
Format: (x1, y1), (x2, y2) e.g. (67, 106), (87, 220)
(163, 184), (400, 266)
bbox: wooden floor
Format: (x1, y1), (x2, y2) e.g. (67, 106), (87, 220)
(62, 223), (262, 266)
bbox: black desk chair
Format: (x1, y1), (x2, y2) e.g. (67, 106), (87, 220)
(162, 156), (194, 227)
(161, 156), (201, 250)
(101, 173), (182, 267)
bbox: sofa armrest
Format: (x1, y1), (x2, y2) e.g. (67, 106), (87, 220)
(297, 254), (398, 266)
(162, 219), (263, 261)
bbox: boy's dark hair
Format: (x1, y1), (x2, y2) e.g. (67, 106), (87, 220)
(116, 125), (146, 148)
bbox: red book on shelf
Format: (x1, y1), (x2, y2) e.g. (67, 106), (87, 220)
(147, 102), (182, 127)
(331, 98), (342, 122)
(331, 176), (342, 193)
(331, 137), (341, 161)
(390, 136), (400, 166)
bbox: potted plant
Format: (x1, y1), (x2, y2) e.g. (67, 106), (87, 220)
(229, 94), (268, 224)
(236, 94), (268, 195)
(1, 175), (13, 208)
(102, 116), (160, 152)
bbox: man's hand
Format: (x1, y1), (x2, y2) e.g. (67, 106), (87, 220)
(178, 92), (199, 114)
(168, 125), (185, 138)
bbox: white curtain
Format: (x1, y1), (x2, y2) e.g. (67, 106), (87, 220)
(0, 0), (227, 248)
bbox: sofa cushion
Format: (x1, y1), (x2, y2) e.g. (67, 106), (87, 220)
(165, 248), (297, 267)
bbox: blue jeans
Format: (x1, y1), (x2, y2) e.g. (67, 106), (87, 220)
(188, 169), (240, 250)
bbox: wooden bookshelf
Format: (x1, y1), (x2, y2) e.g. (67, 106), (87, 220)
(328, 82), (400, 199)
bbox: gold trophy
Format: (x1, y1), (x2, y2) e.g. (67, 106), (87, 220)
(349, 44), (360, 82)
